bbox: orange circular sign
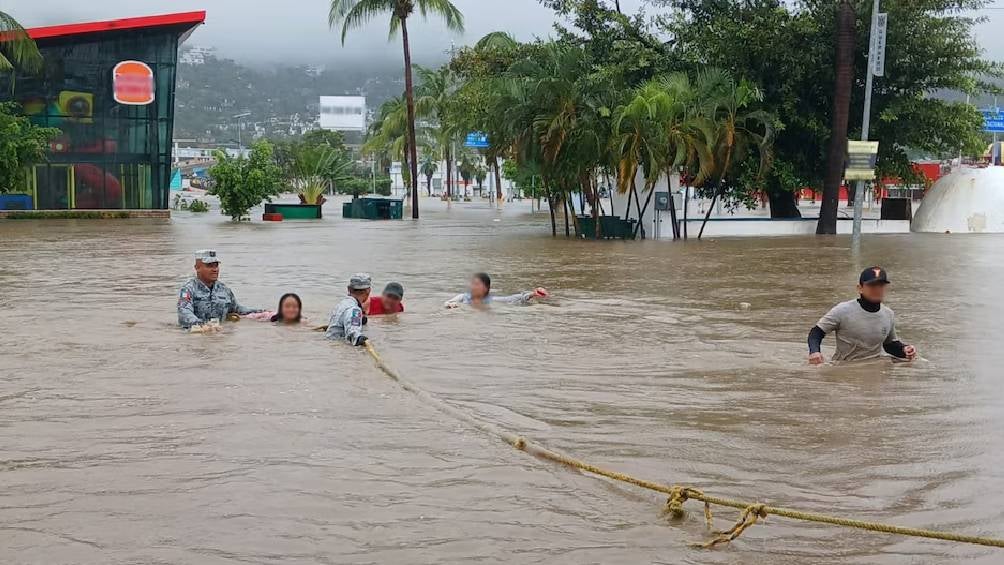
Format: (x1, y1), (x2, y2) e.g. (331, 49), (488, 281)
(113, 61), (155, 105)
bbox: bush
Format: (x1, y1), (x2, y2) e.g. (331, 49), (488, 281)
(335, 176), (392, 196)
(208, 140), (283, 221)
(0, 103), (61, 193)
(188, 199), (210, 213)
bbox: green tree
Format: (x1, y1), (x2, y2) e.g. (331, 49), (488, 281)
(416, 65), (461, 197)
(330, 0), (465, 218)
(0, 12), (43, 76)
(289, 143), (354, 205)
(208, 140), (284, 221)
(658, 0), (998, 223)
(0, 102), (59, 193)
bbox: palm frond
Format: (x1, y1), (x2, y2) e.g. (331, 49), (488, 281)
(0, 11), (42, 74)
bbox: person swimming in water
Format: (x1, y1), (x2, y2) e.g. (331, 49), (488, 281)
(269, 293), (304, 324)
(445, 272), (549, 309)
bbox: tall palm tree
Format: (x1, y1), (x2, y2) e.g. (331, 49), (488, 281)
(691, 69), (774, 239)
(330, 0), (464, 219)
(415, 65), (460, 198)
(0, 11), (43, 75)
(818, 0), (856, 234)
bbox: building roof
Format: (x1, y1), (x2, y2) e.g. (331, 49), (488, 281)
(25, 11), (206, 43)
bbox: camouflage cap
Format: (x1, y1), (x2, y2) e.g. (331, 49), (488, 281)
(348, 273), (372, 290)
(195, 249), (220, 264)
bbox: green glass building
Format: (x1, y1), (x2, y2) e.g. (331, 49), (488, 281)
(2, 12), (204, 210)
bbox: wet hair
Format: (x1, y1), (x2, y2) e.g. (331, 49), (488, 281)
(473, 272), (491, 291)
(271, 293), (302, 323)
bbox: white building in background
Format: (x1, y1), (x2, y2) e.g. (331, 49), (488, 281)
(180, 46), (214, 65)
(319, 95), (367, 132)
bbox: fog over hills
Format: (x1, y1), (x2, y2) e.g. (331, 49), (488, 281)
(10, 0), (1004, 67)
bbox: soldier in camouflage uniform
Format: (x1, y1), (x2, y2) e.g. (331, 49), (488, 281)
(326, 273), (371, 346)
(177, 250), (263, 331)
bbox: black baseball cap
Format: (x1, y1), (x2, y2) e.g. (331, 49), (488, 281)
(383, 282), (404, 299)
(860, 266), (890, 285)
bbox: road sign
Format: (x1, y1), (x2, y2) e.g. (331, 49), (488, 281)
(869, 13), (888, 77)
(983, 108), (1004, 133)
(845, 140), (880, 181)
(464, 132), (489, 148)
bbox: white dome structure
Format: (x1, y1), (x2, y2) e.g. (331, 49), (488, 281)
(912, 167), (1004, 233)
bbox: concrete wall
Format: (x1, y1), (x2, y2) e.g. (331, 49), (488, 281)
(669, 218), (910, 238)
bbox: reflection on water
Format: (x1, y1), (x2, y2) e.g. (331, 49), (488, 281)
(2, 199), (1004, 564)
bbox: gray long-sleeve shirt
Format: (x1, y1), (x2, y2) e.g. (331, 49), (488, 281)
(813, 299), (899, 362)
(326, 296), (367, 345)
(444, 291), (534, 307)
(177, 278), (260, 328)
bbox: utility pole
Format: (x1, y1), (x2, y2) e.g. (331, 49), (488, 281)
(852, 0), (885, 243)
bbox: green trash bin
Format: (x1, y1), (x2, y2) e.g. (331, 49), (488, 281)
(342, 197), (404, 220)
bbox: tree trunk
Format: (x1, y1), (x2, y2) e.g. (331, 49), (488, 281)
(401, 18), (420, 218)
(767, 187), (802, 218)
(633, 183), (657, 239)
(682, 185), (689, 239)
(666, 167), (680, 239)
(698, 187), (720, 240)
(548, 192), (557, 236)
(567, 192), (581, 237)
(445, 148), (453, 199)
(817, 0), (856, 234)
(563, 193), (570, 237)
(492, 156), (503, 202)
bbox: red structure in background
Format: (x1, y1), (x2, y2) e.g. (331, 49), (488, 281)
(798, 160), (945, 203)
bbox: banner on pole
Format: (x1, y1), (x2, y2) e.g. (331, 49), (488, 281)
(869, 13), (888, 77)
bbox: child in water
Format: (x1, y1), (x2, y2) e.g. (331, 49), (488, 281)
(269, 293), (304, 324)
(242, 293), (304, 323)
(445, 273), (549, 309)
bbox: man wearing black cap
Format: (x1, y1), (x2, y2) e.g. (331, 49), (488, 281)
(808, 267), (917, 364)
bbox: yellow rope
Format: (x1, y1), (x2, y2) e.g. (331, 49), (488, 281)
(363, 343), (1004, 549)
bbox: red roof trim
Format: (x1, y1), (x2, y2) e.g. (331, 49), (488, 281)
(26, 11), (206, 41)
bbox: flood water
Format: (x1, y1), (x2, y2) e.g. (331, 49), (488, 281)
(2, 198), (1004, 564)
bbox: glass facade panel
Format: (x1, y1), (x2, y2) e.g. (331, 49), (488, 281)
(2, 26), (185, 210)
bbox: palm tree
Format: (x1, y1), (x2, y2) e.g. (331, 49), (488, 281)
(691, 69), (774, 239)
(415, 65), (460, 198)
(330, 0), (464, 218)
(419, 153), (438, 196)
(0, 12), (42, 76)
(817, 0), (856, 235)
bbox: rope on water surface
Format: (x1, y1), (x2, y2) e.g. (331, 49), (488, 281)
(363, 342), (1004, 550)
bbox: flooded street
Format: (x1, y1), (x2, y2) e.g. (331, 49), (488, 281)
(2, 199), (1004, 564)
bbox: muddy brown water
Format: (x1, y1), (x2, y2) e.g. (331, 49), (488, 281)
(2, 199), (1003, 564)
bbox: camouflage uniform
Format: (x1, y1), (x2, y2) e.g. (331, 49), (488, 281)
(326, 273), (371, 346)
(177, 249), (261, 328)
(177, 279), (260, 328)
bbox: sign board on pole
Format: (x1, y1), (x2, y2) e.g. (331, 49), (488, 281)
(845, 140), (880, 181)
(113, 61), (155, 105)
(983, 108), (1004, 133)
(464, 132), (489, 148)
(869, 13), (888, 77)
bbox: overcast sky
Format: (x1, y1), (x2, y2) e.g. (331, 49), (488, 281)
(5, 0), (1003, 67)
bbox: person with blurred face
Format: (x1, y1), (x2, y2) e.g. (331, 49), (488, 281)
(326, 273), (372, 346)
(177, 249), (262, 332)
(445, 272), (550, 309)
(270, 293), (303, 324)
(367, 282), (405, 316)
(807, 266), (917, 365)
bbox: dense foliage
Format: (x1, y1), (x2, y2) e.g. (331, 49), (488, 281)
(208, 140), (284, 221)
(0, 102), (59, 193)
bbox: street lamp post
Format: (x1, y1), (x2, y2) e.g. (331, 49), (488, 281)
(852, 0), (884, 243)
(233, 112), (251, 154)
